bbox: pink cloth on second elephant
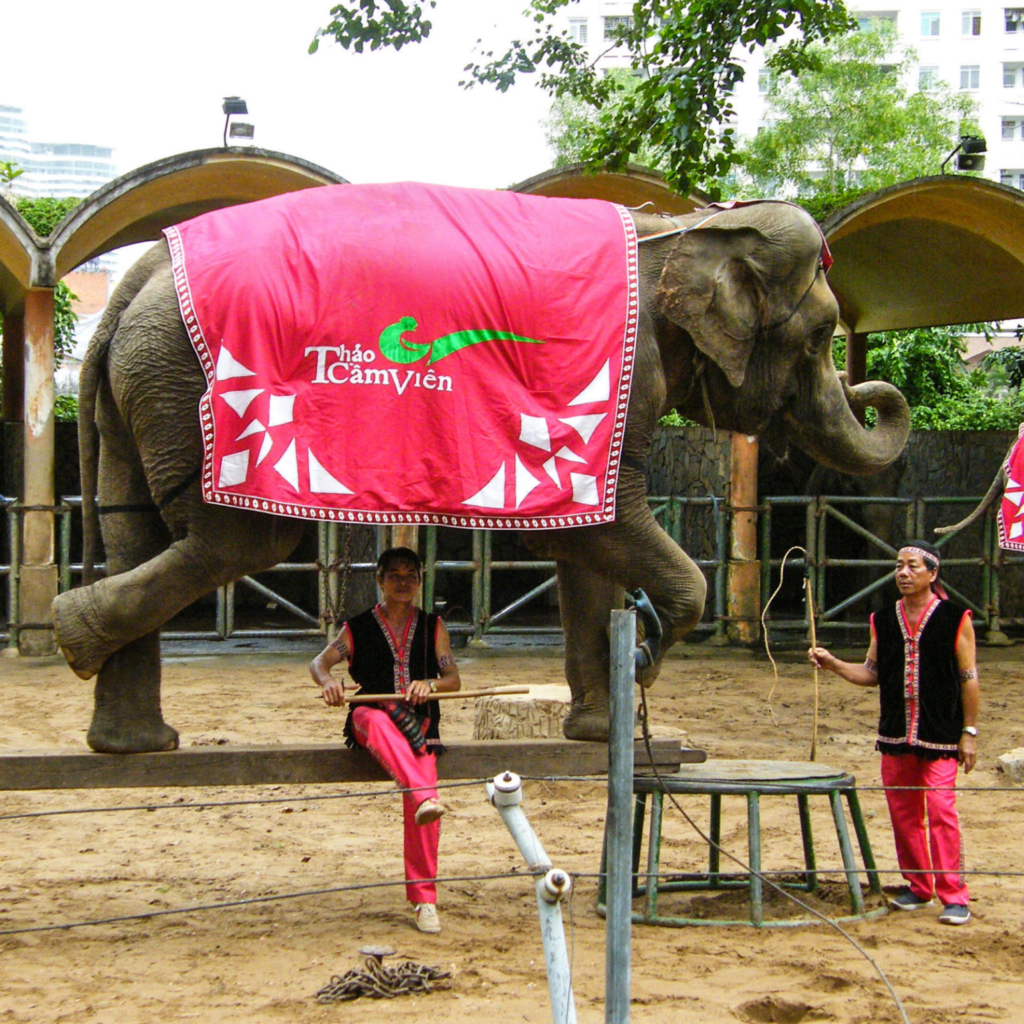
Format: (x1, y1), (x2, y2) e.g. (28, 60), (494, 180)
(163, 182), (639, 531)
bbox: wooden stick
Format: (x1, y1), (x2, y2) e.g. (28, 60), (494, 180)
(805, 575), (819, 762)
(315, 685), (531, 703)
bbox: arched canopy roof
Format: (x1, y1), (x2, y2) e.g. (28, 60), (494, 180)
(0, 196), (38, 313)
(0, 148), (346, 308)
(824, 175), (1024, 334)
(511, 164), (707, 214)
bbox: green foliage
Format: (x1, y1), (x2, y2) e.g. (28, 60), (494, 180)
(309, 0), (435, 53)
(735, 22), (977, 197)
(844, 324), (1024, 431)
(0, 161), (24, 189)
(658, 409), (697, 427)
(544, 69), (661, 169)
(54, 394), (79, 422)
(14, 195), (81, 238)
(981, 346), (1024, 389)
(53, 281), (79, 369)
(311, 0), (855, 196)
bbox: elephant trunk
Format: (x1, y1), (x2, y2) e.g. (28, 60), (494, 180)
(783, 373), (910, 476)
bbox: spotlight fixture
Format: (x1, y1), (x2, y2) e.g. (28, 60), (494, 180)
(222, 97), (254, 147)
(941, 135), (986, 173)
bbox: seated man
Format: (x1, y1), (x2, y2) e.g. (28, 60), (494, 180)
(310, 546), (460, 933)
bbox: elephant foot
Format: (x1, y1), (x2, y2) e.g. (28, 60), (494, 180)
(87, 717), (179, 754)
(563, 702), (611, 742)
(88, 630), (176, 753)
(52, 589), (111, 680)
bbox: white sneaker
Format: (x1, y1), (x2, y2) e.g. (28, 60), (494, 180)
(414, 903), (441, 933)
(414, 798), (445, 826)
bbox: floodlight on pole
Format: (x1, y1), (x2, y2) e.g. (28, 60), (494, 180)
(222, 96), (252, 147)
(941, 135), (987, 173)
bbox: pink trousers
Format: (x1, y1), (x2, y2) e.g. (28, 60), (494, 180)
(880, 752), (968, 906)
(350, 705), (439, 905)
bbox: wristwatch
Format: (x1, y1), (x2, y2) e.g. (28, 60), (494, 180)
(429, 680), (437, 693)
(962, 726), (978, 737)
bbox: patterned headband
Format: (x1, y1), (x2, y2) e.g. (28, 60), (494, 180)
(900, 546), (939, 568)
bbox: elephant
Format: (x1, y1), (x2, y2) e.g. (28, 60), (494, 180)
(51, 196), (910, 753)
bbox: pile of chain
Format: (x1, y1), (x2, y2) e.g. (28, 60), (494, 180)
(316, 955), (451, 1002)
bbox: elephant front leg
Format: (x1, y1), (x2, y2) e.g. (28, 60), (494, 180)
(557, 560), (626, 742)
(88, 630), (178, 753)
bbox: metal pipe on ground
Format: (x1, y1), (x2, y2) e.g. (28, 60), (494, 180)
(486, 770), (577, 1024)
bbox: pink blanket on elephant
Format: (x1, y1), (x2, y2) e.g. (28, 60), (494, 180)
(164, 182), (638, 529)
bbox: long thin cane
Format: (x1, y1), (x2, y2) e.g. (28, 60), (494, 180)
(805, 574), (819, 762)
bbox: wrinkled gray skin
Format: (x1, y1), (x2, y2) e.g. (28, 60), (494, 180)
(52, 202), (910, 752)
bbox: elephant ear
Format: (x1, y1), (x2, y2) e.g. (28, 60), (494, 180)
(654, 226), (765, 389)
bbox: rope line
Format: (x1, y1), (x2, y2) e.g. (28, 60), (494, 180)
(0, 870), (541, 938)
(0, 777), (488, 822)
(1, 780), (1017, 822)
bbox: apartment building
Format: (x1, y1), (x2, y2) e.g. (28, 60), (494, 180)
(559, 2), (1024, 189)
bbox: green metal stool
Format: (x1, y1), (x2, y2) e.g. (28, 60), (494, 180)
(598, 760), (884, 927)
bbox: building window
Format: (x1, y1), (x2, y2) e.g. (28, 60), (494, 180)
(960, 64), (980, 89)
(1006, 63), (1023, 86)
(921, 11), (940, 35)
(1000, 169), (1024, 188)
(962, 10), (982, 34)
(1006, 8), (1024, 31)
(919, 65), (939, 89)
(1002, 118), (1023, 139)
(569, 18), (588, 44)
(603, 16), (633, 40)
(758, 69), (771, 93)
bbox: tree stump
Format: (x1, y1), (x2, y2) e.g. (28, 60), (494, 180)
(473, 684), (572, 740)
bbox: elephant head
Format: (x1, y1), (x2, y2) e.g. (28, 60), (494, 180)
(652, 203), (909, 475)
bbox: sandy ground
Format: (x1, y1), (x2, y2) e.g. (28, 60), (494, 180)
(1, 640), (1023, 1024)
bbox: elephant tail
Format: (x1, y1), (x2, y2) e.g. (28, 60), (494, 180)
(78, 242), (169, 585)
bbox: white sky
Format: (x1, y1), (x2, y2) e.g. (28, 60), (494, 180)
(6, 0), (554, 190)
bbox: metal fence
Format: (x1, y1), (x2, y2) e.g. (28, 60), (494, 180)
(2, 492), (1020, 647)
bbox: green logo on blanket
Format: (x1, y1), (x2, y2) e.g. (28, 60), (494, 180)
(378, 317), (544, 365)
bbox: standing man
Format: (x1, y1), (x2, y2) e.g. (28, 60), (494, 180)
(310, 546), (461, 934)
(809, 540), (979, 925)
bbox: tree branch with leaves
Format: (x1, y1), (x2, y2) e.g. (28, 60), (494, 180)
(310, 0), (855, 196)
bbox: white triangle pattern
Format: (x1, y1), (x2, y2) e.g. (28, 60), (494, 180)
(218, 450), (250, 488)
(273, 439), (299, 490)
(463, 464), (506, 508)
(560, 413), (606, 445)
(216, 346), (257, 381)
(519, 414), (551, 451)
(542, 456), (560, 487)
(568, 360), (610, 405)
(515, 456), (541, 508)
(237, 419), (265, 441)
(221, 389), (264, 416)
(308, 450), (353, 494)
(268, 394), (296, 427)
(256, 432), (274, 467)
(554, 445), (586, 464)
(571, 473), (599, 506)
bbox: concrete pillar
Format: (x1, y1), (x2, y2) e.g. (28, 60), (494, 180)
(845, 330), (868, 386)
(727, 432), (760, 645)
(2, 308), (25, 499)
(392, 524), (419, 553)
(18, 288), (57, 656)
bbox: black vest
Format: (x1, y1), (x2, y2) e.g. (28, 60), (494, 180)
(343, 606), (443, 751)
(873, 599), (967, 758)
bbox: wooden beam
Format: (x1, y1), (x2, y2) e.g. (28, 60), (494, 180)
(0, 739), (702, 791)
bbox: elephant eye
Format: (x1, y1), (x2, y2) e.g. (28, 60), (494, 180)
(808, 325), (834, 352)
